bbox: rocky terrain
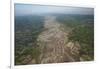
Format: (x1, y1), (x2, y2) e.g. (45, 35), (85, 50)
(34, 16), (81, 64)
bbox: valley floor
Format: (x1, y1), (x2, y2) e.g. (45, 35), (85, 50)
(30, 16), (81, 64)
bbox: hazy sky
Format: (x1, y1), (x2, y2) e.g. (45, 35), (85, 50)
(15, 4), (94, 16)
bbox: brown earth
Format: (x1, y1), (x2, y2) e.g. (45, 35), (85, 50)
(34, 16), (81, 64)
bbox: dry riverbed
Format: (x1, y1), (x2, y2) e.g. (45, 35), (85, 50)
(30, 16), (81, 64)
